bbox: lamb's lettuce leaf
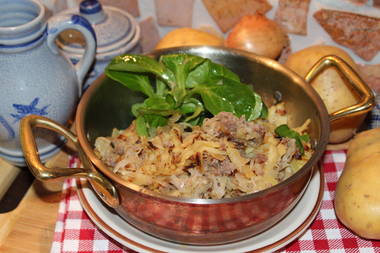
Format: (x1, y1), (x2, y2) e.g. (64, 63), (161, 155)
(275, 124), (310, 155)
(106, 54), (175, 88)
(186, 59), (240, 88)
(160, 54), (205, 105)
(136, 114), (168, 137)
(192, 78), (264, 121)
(103, 70), (154, 97)
(105, 53), (268, 137)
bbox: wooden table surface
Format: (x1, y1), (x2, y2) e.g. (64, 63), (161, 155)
(0, 151), (69, 253)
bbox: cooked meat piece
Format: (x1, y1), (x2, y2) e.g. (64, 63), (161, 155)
(202, 153), (236, 176)
(201, 112), (265, 143)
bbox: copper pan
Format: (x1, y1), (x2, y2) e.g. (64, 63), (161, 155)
(20, 46), (374, 245)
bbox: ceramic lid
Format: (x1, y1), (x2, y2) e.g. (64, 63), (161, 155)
(58, 0), (138, 55)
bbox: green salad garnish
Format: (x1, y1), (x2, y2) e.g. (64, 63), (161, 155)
(105, 53), (268, 137)
(274, 124), (310, 155)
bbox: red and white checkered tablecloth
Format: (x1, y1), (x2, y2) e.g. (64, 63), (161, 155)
(50, 151), (380, 253)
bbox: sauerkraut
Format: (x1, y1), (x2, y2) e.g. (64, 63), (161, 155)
(94, 103), (312, 199)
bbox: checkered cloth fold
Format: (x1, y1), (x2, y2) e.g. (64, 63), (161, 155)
(50, 151), (380, 253)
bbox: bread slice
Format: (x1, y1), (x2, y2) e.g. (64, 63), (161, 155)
(274, 0), (311, 35)
(314, 9), (380, 61)
(202, 0), (272, 33)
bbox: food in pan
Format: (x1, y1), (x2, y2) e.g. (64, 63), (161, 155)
(94, 54), (313, 199)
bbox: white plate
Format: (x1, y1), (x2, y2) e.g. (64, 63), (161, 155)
(77, 168), (324, 253)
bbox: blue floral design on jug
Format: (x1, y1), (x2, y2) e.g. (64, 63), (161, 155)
(0, 97), (50, 140)
(11, 97), (50, 123)
(0, 116), (15, 139)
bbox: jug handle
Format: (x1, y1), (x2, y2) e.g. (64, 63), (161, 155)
(46, 14), (97, 96)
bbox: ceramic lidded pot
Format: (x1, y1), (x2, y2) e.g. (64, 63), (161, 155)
(0, 0), (96, 166)
(57, 0), (141, 90)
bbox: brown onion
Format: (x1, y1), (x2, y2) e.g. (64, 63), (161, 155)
(225, 14), (288, 59)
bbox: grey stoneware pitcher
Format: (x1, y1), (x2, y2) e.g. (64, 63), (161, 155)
(0, 0), (97, 166)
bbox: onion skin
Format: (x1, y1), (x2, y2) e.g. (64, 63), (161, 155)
(225, 15), (288, 59)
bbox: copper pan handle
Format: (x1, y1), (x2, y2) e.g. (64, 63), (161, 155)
(304, 55), (375, 122)
(20, 115), (120, 208)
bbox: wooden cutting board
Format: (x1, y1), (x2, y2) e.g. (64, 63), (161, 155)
(0, 150), (68, 253)
(0, 160), (21, 201)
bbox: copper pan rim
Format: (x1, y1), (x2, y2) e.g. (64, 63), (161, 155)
(75, 46), (330, 204)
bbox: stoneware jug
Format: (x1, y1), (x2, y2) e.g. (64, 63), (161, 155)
(0, 0), (96, 166)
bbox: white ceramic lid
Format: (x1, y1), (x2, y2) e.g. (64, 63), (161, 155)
(57, 0), (138, 55)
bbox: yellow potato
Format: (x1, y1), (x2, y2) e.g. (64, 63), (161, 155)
(155, 28), (224, 49)
(335, 128), (380, 239)
(285, 45), (366, 144)
(344, 126), (380, 165)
